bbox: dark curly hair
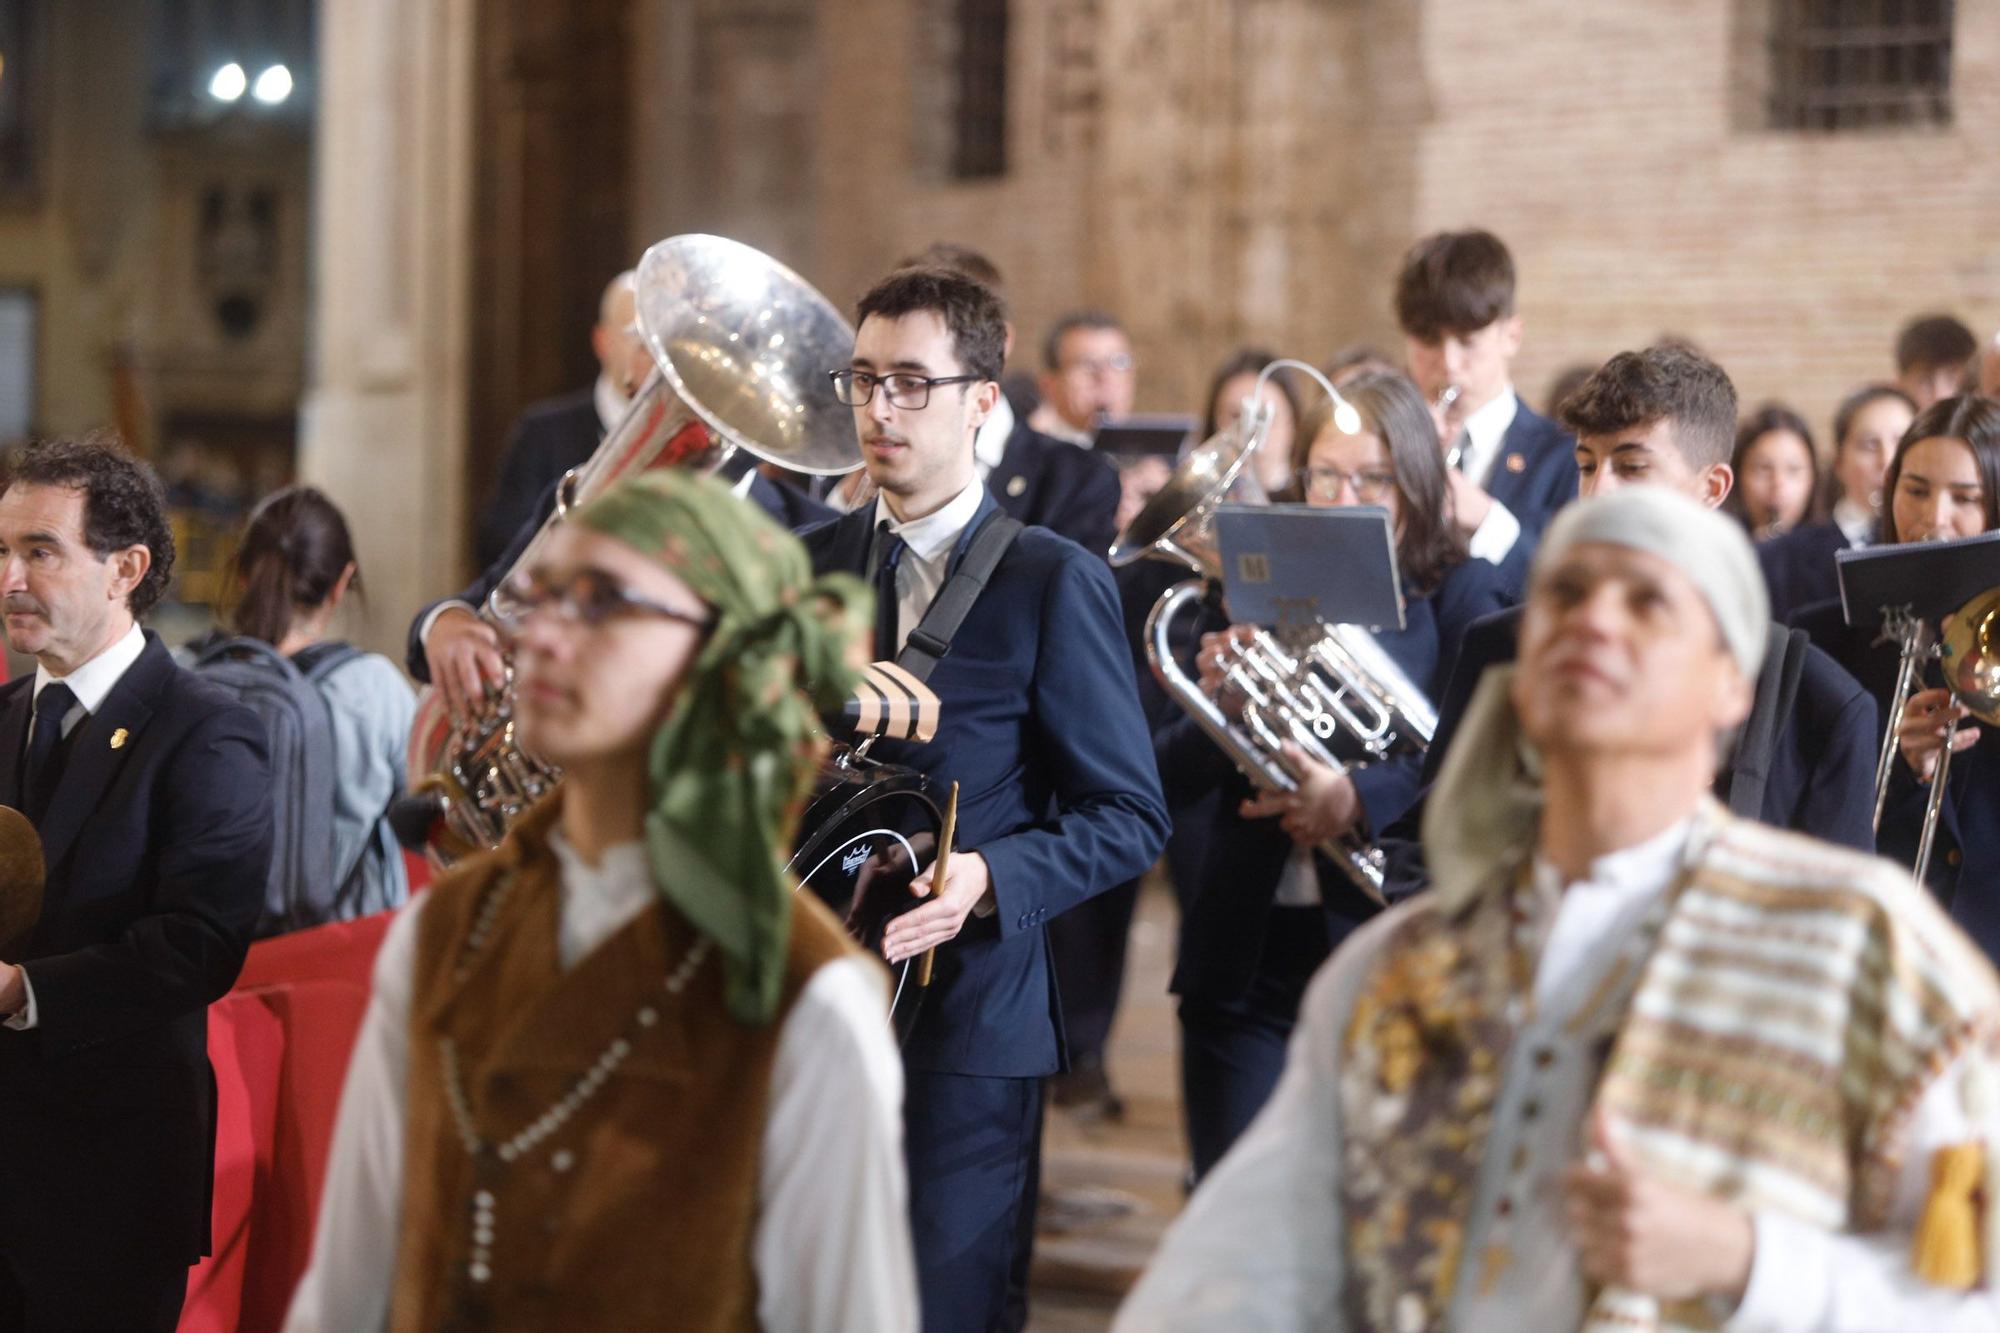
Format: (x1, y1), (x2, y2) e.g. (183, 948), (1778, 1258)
(4, 434), (176, 616)
(1558, 343), (1738, 470)
(854, 266), (1007, 384)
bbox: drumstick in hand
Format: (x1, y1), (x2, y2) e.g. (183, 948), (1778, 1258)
(917, 782), (959, 988)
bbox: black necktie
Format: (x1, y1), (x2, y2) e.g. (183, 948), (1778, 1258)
(872, 526), (907, 660)
(26, 681), (77, 823)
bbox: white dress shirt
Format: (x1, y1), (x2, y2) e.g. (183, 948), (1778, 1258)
(1115, 815), (2000, 1333)
(283, 833), (918, 1333)
(872, 478), (987, 653)
(591, 371), (628, 435)
(6, 621), (148, 1032)
(1833, 496), (1875, 549)
(1457, 387), (1526, 567)
(974, 395), (1016, 482)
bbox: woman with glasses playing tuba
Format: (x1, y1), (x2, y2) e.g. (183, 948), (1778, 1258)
(1166, 368), (1510, 1181)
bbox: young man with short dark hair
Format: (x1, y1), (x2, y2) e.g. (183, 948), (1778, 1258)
(805, 266), (1168, 1333)
(1896, 312), (1978, 410)
(1394, 228), (1577, 587)
(1378, 344), (1880, 899)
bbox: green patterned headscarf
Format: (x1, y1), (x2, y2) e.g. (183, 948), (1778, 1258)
(572, 469), (869, 1026)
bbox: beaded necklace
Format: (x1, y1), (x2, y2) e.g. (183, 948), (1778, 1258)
(436, 868), (714, 1290)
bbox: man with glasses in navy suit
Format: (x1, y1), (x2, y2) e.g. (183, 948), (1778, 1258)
(804, 266), (1167, 1333)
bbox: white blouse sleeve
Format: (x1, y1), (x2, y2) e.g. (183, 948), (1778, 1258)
(1727, 1049), (2000, 1333)
(754, 954), (919, 1333)
(280, 897), (426, 1333)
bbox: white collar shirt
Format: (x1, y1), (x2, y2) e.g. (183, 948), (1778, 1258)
(32, 620), (147, 739)
(1833, 496), (1876, 548)
(872, 479), (986, 652)
(1458, 385), (1520, 489)
(592, 372), (628, 435)
(973, 395), (1015, 482)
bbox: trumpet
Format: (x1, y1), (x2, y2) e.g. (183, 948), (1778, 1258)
(1893, 586), (2000, 883)
(1113, 361), (1435, 905)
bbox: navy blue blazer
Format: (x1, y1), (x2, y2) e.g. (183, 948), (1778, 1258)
(1379, 603), (1880, 897)
(476, 388), (602, 569)
(1792, 595), (2000, 953)
(801, 492), (1169, 1077)
(986, 417), (1122, 557)
(1758, 521), (1854, 625)
(1160, 556), (1509, 1002)
(408, 469), (836, 682)
(1482, 397), (1579, 591)
(0, 633), (272, 1269)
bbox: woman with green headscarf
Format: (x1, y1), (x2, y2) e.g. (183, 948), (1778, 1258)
(285, 470), (918, 1333)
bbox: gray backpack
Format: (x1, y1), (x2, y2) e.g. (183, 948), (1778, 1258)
(191, 635), (340, 937)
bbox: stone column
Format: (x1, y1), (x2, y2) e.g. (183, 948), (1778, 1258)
(297, 0), (476, 660)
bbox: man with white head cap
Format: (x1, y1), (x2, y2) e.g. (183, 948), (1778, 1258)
(1116, 487), (2000, 1333)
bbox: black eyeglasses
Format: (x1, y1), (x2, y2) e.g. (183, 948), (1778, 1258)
(828, 369), (984, 410)
(1298, 466), (1398, 503)
(492, 568), (714, 634)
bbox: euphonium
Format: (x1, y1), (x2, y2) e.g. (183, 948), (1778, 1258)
(1113, 362), (1436, 905)
(405, 234), (862, 859)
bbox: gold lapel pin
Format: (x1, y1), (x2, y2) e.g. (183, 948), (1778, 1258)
(1006, 475), (1028, 498)
(110, 728), (129, 750)
(1505, 453), (1526, 473)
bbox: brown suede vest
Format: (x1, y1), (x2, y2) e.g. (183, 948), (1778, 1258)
(388, 800), (862, 1332)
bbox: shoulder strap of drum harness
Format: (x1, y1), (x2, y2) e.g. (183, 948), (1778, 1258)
(893, 510), (1025, 683)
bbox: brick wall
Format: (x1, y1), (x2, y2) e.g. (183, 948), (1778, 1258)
(634, 0), (2000, 442)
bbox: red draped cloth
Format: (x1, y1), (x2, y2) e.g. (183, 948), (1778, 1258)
(176, 852), (430, 1332)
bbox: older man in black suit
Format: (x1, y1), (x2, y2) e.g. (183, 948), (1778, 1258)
(0, 438), (272, 1331)
(473, 269), (659, 567)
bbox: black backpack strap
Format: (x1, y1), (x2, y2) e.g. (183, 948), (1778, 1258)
(894, 512), (1025, 683)
(1727, 624), (1809, 821)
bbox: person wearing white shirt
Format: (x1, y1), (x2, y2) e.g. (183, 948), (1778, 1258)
(1118, 486), (2000, 1333)
(1395, 229), (1579, 587)
(286, 468), (916, 1333)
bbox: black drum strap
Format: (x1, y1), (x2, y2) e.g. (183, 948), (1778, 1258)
(895, 511), (1024, 683)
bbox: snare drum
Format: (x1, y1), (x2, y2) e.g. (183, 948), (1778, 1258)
(788, 747), (944, 1045)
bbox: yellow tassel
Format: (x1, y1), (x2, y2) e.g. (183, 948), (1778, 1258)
(1913, 1142), (1986, 1289)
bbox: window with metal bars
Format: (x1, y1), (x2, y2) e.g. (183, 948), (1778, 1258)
(1767, 0), (1954, 131)
(953, 0), (1008, 179)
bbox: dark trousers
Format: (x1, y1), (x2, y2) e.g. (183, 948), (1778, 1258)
(905, 1069), (1045, 1333)
(1177, 904), (1331, 1181)
(0, 1254), (188, 1333)
(1047, 875), (1141, 1070)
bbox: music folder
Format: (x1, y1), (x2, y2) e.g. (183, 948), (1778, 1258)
(1213, 504), (1406, 631)
(1092, 415), (1196, 460)
(1836, 530), (2000, 631)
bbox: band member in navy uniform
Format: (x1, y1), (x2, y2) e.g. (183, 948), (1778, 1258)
(803, 266), (1168, 1333)
(0, 438), (273, 1331)
(1382, 345), (1879, 899)
(1755, 384), (1913, 621)
(1164, 370), (1508, 1178)
(1795, 395), (2000, 955)
(1395, 229), (1577, 590)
